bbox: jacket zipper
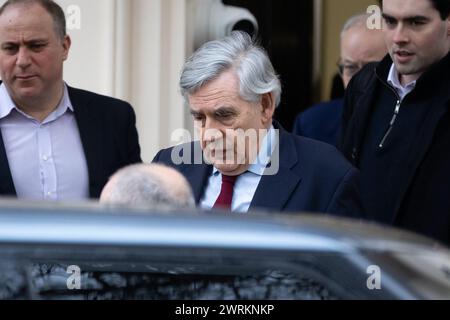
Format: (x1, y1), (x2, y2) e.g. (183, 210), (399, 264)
(379, 99), (401, 148)
(376, 70), (403, 149)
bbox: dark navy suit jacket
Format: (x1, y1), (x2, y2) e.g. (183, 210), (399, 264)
(293, 99), (343, 147)
(153, 123), (363, 218)
(0, 85), (142, 198)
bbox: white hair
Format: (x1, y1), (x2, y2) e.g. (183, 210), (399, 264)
(103, 164), (195, 209)
(341, 13), (372, 38)
(180, 31), (282, 107)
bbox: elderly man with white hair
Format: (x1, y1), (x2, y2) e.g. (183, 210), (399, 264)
(293, 13), (387, 146)
(154, 31), (363, 217)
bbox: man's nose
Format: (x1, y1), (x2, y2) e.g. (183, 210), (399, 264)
(201, 119), (223, 142)
(392, 24), (409, 44)
(202, 117), (218, 134)
(16, 47), (32, 68)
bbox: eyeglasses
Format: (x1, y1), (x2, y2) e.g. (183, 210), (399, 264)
(337, 60), (376, 79)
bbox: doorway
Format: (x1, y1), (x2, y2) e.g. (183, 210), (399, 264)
(223, 0), (314, 131)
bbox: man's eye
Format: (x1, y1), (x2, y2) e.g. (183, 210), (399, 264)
(30, 43), (46, 51)
(215, 111), (234, 119)
(410, 20), (425, 27)
(341, 65), (360, 77)
(345, 65), (358, 72)
(2, 46), (18, 54)
(384, 17), (396, 27)
(192, 115), (204, 121)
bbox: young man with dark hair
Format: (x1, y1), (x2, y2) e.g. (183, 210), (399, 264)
(340, 0), (450, 244)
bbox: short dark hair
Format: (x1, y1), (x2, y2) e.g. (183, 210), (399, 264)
(0, 0), (66, 39)
(382, 0), (450, 20)
(429, 0), (450, 20)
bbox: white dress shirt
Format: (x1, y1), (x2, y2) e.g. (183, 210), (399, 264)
(0, 83), (89, 200)
(387, 63), (417, 101)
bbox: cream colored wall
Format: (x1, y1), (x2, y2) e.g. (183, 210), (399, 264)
(320, 0), (379, 101)
(60, 0), (187, 162)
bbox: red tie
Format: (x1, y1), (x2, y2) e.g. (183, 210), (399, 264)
(213, 175), (238, 210)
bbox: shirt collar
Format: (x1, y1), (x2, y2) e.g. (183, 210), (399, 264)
(387, 63), (417, 100)
(48, 84), (74, 122)
(213, 125), (277, 177)
(0, 82), (74, 121)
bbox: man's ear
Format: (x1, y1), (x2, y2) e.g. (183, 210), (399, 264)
(448, 17), (450, 36)
(260, 92), (276, 125)
(446, 13), (450, 35)
(62, 35), (71, 61)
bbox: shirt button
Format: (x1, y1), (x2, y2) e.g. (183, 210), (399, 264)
(43, 156), (49, 161)
(47, 191), (52, 196)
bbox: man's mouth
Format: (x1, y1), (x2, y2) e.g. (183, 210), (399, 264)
(15, 75), (37, 81)
(394, 50), (414, 63)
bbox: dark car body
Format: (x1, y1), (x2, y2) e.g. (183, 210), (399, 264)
(0, 199), (449, 300)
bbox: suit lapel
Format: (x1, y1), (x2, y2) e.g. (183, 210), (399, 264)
(182, 163), (213, 204)
(0, 80), (16, 195)
(0, 131), (16, 196)
(250, 126), (302, 211)
(69, 86), (104, 198)
(177, 142), (213, 203)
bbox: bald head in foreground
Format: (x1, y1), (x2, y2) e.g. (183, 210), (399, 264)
(100, 164), (195, 209)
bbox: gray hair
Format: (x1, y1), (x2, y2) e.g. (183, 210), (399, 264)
(341, 13), (372, 38)
(102, 164), (195, 209)
(180, 31), (282, 107)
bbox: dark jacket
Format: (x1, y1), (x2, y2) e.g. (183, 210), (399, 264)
(154, 122), (363, 218)
(0, 85), (142, 198)
(339, 52), (450, 245)
(293, 98), (343, 147)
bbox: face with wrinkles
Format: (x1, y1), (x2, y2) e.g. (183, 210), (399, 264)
(188, 70), (275, 176)
(340, 25), (387, 88)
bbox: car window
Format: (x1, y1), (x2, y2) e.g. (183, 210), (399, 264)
(27, 263), (339, 300)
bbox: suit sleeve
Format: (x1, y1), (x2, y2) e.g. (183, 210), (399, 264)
(152, 149), (163, 163)
(125, 104), (142, 164)
(326, 166), (365, 219)
(152, 147), (174, 166)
